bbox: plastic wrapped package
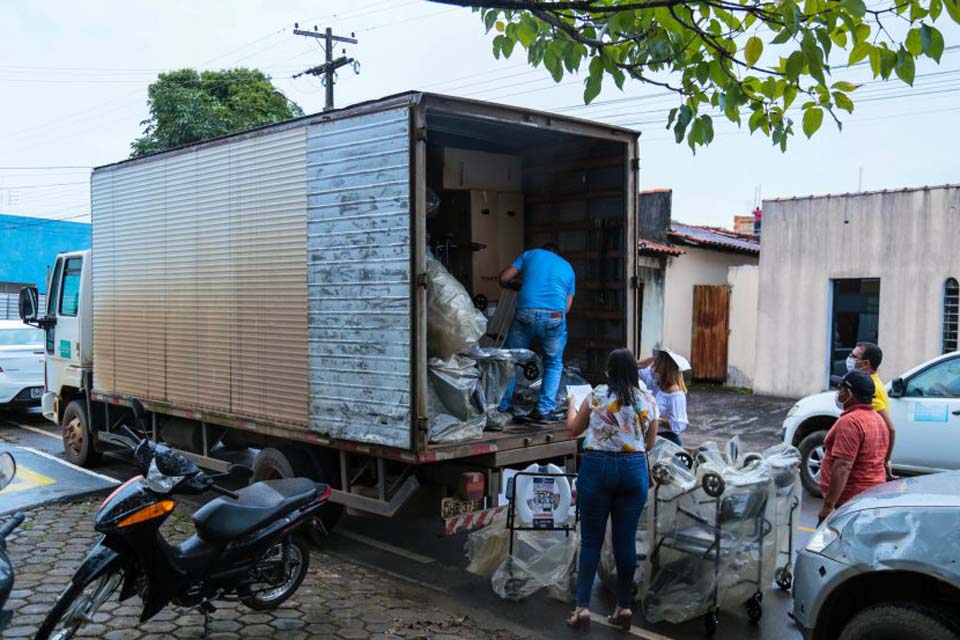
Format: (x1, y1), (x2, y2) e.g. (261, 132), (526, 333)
(426, 355), (486, 443)
(598, 504), (654, 602)
(761, 443), (803, 583)
(468, 347), (535, 413)
(645, 452), (776, 625)
(426, 253), (487, 359)
(465, 513), (510, 576)
(491, 529), (578, 601)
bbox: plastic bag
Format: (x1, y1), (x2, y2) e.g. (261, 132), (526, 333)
(426, 252), (487, 359)
(761, 443), (803, 580)
(427, 355), (486, 443)
(491, 529), (578, 601)
(465, 513), (510, 576)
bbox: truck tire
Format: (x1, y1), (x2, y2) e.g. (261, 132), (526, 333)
(798, 430), (826, 498)
(62, 400), (101, 467)
(839, 603), (960, 640)
(252, 446), (343, 544)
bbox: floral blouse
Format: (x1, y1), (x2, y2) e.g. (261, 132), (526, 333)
(582, 385), (659, 453)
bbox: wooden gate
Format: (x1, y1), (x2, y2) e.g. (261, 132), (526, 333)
(691, 285), (731, 381)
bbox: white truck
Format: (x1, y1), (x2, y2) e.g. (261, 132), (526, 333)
(19, 91), (645, 536)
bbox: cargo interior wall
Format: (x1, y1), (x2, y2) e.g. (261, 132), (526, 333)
(424, 111), (627, 385)
(90, 126), (310, 427)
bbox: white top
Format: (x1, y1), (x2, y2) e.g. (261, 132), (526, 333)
(639, 367), (689, 434)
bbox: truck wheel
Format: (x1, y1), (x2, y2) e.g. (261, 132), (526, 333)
(839, 603), (960, 640)
(798, 430), (826, 498)
(62, 400), (101, 467)
(252, 447), (343, 544)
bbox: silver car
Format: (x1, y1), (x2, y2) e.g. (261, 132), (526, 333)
(793, 472), (960, 640)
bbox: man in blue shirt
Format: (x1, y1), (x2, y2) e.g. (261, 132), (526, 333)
(497, 243), (576, 422)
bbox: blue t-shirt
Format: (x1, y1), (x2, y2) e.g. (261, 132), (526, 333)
(512, 249), (576, 312)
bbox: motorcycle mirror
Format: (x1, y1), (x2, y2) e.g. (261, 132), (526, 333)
(228, 464), (254, 482)
(0, 452), (16, 490)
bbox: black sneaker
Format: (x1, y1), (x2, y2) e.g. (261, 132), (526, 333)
(530, 409), (564, 423)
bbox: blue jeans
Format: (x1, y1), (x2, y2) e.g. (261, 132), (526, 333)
(498, 309), (567, 414)
(575, 451), (649, 608)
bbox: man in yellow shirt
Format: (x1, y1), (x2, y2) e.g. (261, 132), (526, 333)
(849, 342), (896, 479)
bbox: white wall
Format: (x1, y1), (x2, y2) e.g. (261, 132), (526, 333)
(661, 246), (760, 360)
(754, 186), (960, 398)
(726, 265), (759, 388)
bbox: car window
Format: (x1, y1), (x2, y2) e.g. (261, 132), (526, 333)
(0, 328), (45, 346)
(59, 257), (82, 317)
(905, 358), (960, 398)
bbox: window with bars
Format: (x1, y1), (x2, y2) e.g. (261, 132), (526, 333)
(945, 277), (959, 354)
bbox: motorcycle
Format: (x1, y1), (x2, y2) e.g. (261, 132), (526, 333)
(35, 400), (331, 640)
(1, 451), (24, 630)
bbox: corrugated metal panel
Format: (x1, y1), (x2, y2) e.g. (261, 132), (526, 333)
(91, 126), (309, 427)
(0, 293), (45, 320)
(306, 107), (412, 448)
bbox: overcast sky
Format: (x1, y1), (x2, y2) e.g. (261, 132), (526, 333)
(1, 0), (958, 229)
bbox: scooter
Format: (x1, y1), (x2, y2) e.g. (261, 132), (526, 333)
(35, 400), (331, 640)
(0, 451), (24, 630)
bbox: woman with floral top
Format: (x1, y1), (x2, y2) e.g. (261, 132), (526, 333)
(564, 348), (659, 632)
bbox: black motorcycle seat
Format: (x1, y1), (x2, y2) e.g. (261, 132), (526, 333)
(193, 478), (318, 543)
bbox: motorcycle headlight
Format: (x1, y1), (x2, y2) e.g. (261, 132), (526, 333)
(805, 523), (840, 554)
(143, 458), (184, 494)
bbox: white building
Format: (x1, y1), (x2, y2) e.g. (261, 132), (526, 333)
(754, 184), (960, 398)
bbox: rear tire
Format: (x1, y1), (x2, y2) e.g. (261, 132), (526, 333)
(61, 400), (101, 467)
(251, 446), (343, 543)
(35, 567), (122, 640)
(838, 603), (960, 640)
(798, 430), (826, 498)
(242, 535), (310, 611)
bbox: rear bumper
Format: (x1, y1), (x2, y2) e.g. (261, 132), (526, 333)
(41, 391), (57, 422)
(0, 383), (44, 405)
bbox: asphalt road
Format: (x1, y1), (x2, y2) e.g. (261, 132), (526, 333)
(0, 407), (819, 640)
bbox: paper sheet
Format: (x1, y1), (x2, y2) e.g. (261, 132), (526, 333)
(566, 384), (593, 409)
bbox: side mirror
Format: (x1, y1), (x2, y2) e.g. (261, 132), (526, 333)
(890, 377), (905, 398)
(18, 286), (39, 324)
(228, 464), (254, 482)
(0, 452), (17, 491)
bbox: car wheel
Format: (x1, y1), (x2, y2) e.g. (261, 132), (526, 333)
(62, 400), (101, 467)
(839, 603), (960, 640)
(798, 430), (826, 498)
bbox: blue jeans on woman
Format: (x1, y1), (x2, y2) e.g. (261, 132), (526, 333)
(575, 450), (649, 609)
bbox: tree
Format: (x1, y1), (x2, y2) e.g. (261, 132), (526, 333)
(429, 0), (956, 151)
(130, 68), (303, 158)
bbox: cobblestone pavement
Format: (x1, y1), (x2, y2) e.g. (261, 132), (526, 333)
(683, 389), (796, 453)
(0, 500), (531, 640)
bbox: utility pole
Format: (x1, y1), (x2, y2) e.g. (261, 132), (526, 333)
(292, 23), (359, 111)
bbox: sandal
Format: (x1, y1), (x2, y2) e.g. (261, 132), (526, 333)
(566, 608), (591, 632)
(608, 607), (632, 631)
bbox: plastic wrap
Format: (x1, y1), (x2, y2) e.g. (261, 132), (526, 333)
(426, 355), (486, 443)
(426, 253), (487, 359)
(491, 529), (578, 601)
(645, 449), (777, 625)
(465, 513), (510, 576)
(761, 443), (803, 580)
(468, 347), (535, 413)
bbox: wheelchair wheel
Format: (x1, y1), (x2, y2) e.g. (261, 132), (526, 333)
(776, 568), (793, 591)
(522, 361), (540, 381)
(701, 472), (725, 497)
(704, 608), (719, 636)
(651, 463), (671, 483)
(674, 451), (694, 469)
(745, 592), (763, 623)
(742, 453), (763, 467)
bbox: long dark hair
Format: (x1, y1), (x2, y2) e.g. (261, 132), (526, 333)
(607, 348), (640, 407)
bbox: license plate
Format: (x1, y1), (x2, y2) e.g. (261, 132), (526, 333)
(30, 388), (43, 399)
(440, 497), (483, 519)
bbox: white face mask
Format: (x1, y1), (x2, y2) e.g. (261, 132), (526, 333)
(845, 356), (858, 372)
(835, 391), (845, 410)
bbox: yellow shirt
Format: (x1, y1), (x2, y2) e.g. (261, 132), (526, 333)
(871, 373), (890, 413)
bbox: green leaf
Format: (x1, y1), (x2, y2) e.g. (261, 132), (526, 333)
(666, 107), (678, 130)
(584, 74), (602, 104)
(745, 36), (763, 67)
(786, 51), (804, 80)
(501, 37), (516, 58)
(674, 105), (693, 143)
(833, 91), (854, 112)
(895, 49), (916, 84)
(802, 107), (824, 137)
(842, 0), (867, 17)
(922, 25), (945, 62)
(868, 47), (882, 75)
(611, 67), (626, 90)
(905, 28), (923, 56)
(931, 0), (943, 19)
(831, 80), (859, 92)
(771, 28), (794, 45)
(783, 85), (798, 110)
(544, 47), (563, 82)
(484, 11), (498, 33)
(701, 115), (715, 144)
(831, 29), (848, 48)
(945, 0), (960, 23)
(847, 42), (873, 65)
(854, 24), (871, 44)
(749, 108), (766, 133)
(563, 44), (584, 72)
(517, 16), (538, 47)
(880, 49), (898, 79)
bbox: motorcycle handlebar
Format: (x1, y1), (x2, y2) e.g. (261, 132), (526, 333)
(209, 484), (239, 500)
(0, 513), (25, 539)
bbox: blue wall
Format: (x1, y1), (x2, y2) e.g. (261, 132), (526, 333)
(0, 214), (91, 293)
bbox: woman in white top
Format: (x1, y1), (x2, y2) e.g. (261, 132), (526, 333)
(565, 348), (659, 631)
(638, 348), (690, 446)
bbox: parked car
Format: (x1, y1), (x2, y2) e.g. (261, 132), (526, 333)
(0, 321), (45, 408)
(792, 471), (960, 640)
(782, 351), (960, 496)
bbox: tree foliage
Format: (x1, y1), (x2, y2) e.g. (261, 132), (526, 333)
(430, 0), (957, 151)
(131, 68), (303, 158)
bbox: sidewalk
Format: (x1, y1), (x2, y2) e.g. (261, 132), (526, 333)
(682, 389), (796, 453)
(0, 500), (530, 640)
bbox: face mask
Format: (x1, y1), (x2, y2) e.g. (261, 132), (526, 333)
(845, 356), (858, 372)
(835, 389), (849, 410)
